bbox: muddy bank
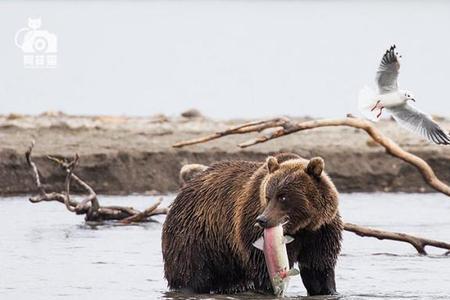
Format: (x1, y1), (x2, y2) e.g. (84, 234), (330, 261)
(1, 112), (449, 196)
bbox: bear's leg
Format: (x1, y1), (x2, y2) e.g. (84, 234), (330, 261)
(299, 266), (336, 296)
(296, 216), (342, 296)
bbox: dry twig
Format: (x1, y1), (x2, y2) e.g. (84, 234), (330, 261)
(26, 141), (165, 223)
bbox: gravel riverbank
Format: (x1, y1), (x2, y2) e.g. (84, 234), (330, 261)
(1, 112), (449, 196)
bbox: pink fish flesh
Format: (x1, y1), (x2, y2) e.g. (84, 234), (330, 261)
(253, 224), (300, 297)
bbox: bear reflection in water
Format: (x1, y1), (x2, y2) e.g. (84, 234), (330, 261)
(162, 153), (343, 296)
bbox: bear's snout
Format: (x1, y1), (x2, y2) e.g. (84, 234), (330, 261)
(255, 215), (269, 228)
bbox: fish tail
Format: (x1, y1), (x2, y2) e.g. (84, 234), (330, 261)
(287, 268), (300, 277)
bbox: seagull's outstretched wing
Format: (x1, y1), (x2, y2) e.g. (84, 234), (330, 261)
(376, 45), (400, 94)
(387, 104), (450, 145)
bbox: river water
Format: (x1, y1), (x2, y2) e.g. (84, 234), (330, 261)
(0, 193), (449, 300)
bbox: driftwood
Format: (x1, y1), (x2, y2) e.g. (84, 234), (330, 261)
(26, 141), (167, 223)
(173, 116), (450, 255)
(344, 223), (450, 255)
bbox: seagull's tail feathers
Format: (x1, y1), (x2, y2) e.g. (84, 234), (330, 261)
(358, 85), (380, 122)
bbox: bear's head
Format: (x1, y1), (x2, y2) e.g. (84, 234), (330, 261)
(256, 155), (339, 233)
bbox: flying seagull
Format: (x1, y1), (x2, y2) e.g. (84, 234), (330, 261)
(358, 45), (450, 145)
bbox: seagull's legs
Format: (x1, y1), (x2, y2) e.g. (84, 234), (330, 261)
(371, 100), (381, 111)
(376, 106), (384, 119)
(370, 100), (384, 118)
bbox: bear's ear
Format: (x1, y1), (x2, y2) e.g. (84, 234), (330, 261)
(266, 156), (280, 173)
(306, 157), (324, 177)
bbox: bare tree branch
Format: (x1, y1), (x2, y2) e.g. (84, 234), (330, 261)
(120, 197), (168, 224)
(47, 154), (100, 216)
(63, 154), (79, 212)
(26, 141), (79, 211)
(344, 223), (450, 255)
(26, 140), (46, 197)
(26, 142), (166, 223)
(172, 118), (289, 148)
(173, 116), (450, 196)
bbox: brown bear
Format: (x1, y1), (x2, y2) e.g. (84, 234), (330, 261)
(162, 153), (343, 296)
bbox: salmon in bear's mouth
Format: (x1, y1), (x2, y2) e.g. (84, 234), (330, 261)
(252, 223), (300, 297)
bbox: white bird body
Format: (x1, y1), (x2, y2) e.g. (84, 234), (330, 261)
(378, 91), (407, 107)
(358, 87), (407, 121)
(358, 45), (450, 145)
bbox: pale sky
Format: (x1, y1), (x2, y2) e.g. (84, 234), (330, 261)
(0, 0), (449, 119)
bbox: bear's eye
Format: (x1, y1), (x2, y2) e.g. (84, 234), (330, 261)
(278, 195), (287, 202)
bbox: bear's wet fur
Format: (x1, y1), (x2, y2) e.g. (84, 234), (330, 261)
(162, 153), (343, 296)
